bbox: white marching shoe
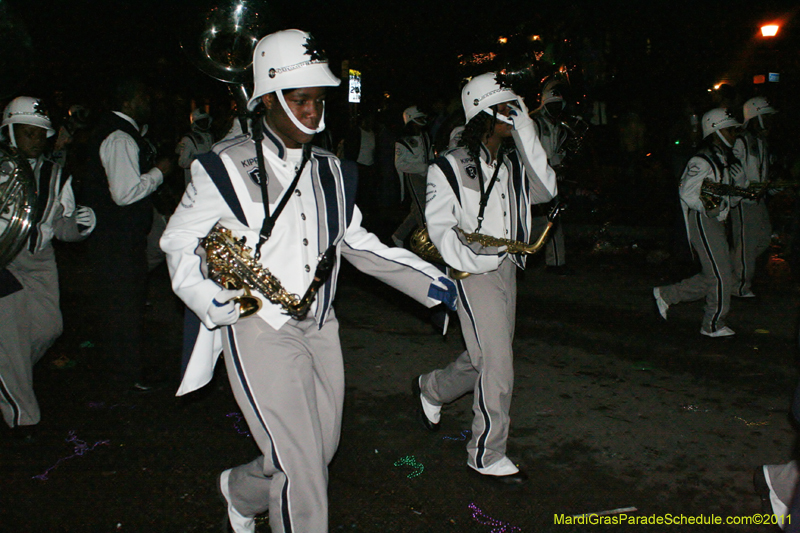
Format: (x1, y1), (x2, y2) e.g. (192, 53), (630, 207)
(700, 326), (735, 337)
(219, 469), (256, 533)
(653, 287), (669, 320)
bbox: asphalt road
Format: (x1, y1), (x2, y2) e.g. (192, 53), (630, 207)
(2, 220), (798, 532)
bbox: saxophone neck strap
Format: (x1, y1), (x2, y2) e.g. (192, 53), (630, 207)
(253, 119), (311, 260)
(475, 149), (503, 233)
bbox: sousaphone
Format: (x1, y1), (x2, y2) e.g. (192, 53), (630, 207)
(180, 0), (280, 132)
(0, 145), (37, 269)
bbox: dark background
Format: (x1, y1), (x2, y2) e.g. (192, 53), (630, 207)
(2, 0), (799, 229)
(4, 0), (799, 118)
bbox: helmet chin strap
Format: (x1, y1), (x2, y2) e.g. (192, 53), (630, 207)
(758, 115), (765, 130)
(276, 91), (326, 135)
(715, 130), (732, 148)
(7, 124), (16, 148)
(483, 108), (513, 125)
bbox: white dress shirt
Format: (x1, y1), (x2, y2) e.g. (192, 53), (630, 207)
(99, 111), (163, 206)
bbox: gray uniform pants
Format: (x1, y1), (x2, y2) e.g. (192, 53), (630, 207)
(420, 259), (516, 470)
(531, 214), (565, 266)
(659, 211), (733, 332)
(731, 201), (771, 296)
(222, 312), (344, 533)
(0, 246), (63, 427)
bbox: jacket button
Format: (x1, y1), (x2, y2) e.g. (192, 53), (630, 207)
(301, 213), (306, 220)
(302, 238), (308, 246)
(295, 190), (302, 196)
(305, 265), (311, 272)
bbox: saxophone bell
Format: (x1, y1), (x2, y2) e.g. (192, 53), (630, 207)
(409, 201), (563, 280)
(212, 268), (263, 319)
(234, 286), (263, 318)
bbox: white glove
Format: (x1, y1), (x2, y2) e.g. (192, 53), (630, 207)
(507, 99), (533, 131)
(208, 288), (244, 326)
(75, 206), (96, 235)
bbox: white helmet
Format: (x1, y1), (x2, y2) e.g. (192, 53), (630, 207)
(701, 108), (740, 138)
(248, 30), (340, 136)
(743, 96), (777, 127)
(702, 108), (741, 148)
(248, 29), (340, 110)
(402, 106), (427, 126)
(2, 97), (56, 144)
(190, 108), (212, 125)
(461, 72), (519, 124)
(190, 108), (212, 131)
(540, 79), (565, 108)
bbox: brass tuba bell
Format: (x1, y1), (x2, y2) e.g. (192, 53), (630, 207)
(180, 0), (279, 131)
(0, 143), (38, 269)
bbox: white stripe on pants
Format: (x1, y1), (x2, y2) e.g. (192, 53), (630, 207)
(420, 259), (517, 469)
(222, 312), (344, 533)
(0, 247), (62, 428)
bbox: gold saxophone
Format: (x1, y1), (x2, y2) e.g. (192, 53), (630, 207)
(201, 224), (331, 321)
(700, 180), (763, 210)
(410, 202), (563, 279)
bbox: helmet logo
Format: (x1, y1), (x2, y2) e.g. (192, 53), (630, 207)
(303, 34), (328, 62)
(32, 100), (48, 117)
(269, 68), (277, 79)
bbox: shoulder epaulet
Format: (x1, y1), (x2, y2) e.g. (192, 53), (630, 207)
(310, 145), (336, 159)
(433, 155), (461, 206)
(196, 152), (248, 227)
(212, 134), (251, 155)
(396, 138), (413, 152)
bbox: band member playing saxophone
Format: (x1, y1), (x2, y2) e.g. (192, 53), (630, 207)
(160, 30), (456, 533)
(730, 97), (778, 298)
(412, 72), (557, 485)
(654, 108), (743, 337)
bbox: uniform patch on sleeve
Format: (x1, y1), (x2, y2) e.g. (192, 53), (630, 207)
(179, 182), (198, 209)
(426, 182), (437, 203)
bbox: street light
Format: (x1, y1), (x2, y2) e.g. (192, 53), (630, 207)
(761, 24), (780, 37)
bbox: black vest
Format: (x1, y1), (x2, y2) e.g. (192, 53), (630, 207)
(82, 112), (156, 239)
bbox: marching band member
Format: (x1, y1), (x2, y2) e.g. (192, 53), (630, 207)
(0, 97), (95, 431)
(176, 108), (215, 186)
(653, 108), (742, 337)
(391, 105), (435, 247)
(730, 96), (778, 298)
(531, 79), (570, 274)
(160, 30), (456, 533)
(82, 77), (174, 391)
(413, 72), (557, 484)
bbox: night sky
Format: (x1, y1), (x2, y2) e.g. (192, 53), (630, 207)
(2, 0), (798, 126)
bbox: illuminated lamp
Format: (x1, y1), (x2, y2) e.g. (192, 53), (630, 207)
(761, 24), (779, 37)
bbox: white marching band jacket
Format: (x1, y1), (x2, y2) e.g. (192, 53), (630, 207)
(161, 124), (448, 396)
(1, 156), (93, 298)
(25, 157), (92, 253)
(732, 131), (770, 202)
(424, 119), (558, 276)
(531, 111), (568, 168)
(679, 145), (737, 219)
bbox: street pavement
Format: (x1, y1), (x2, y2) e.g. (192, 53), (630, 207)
(2, 225), (798, 532)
